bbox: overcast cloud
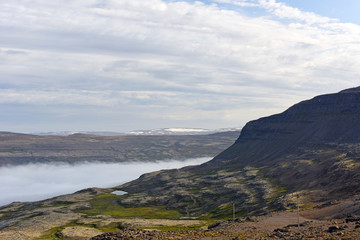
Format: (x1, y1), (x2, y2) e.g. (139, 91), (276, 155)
(1, 0), (360, 132)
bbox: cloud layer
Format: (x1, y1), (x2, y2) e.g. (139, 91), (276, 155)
(0, 157), (211, 206)
(1, 0), (360, 132)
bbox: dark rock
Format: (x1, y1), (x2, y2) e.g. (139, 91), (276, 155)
(345, 216), (360, 223)
(245, 216), (255, 222)
(327, 226), (341, 233)
(208, 222), (221, 229)
(285, 223), (304, 228)
(273, 231), (284, 238)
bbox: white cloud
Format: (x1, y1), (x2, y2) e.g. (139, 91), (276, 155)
(214, 0), (260, 7)
(0, 89), (116, 106)
(0, 0), (360, 132)
(258, 0), (335, 24)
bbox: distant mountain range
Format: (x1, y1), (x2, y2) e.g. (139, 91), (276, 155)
(0, 130), (240, 166)
(33, 127), (242, 136)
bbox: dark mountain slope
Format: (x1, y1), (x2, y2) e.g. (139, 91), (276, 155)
(118, 87), (360, 217)
(205, 87), (360, 169)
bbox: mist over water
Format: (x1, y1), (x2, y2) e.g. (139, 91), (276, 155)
(0, 157), (211, 207)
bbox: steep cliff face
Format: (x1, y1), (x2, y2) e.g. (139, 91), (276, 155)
(207, 87), (360, 168)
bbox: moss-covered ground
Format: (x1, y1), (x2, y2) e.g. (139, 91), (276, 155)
(80, 194), (182, 219)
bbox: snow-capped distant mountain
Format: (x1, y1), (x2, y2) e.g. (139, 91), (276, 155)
(34, 127), (242, 136)
(126, 128), (241, 135)
(33, 131), (126, 136)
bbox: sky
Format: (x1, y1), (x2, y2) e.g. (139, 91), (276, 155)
(1, 0), (360, 133)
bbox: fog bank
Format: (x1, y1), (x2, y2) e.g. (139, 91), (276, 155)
(0, 157), (211, 207)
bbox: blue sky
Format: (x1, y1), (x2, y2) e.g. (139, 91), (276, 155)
(281, 0), (360, 24)
(1, 0), (360, 133)
(173, 0), (360, 23)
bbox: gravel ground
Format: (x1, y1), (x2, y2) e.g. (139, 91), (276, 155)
(90, 213), (360, 239)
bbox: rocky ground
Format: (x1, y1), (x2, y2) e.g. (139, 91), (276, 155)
(90, 213), (360, 240)
(2, 187), (360, 240)
(2, 189), (360, 239)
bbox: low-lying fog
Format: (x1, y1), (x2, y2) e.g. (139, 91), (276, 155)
(0, 157), (211, 207)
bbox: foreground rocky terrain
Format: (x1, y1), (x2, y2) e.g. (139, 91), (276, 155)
(91, 209), (360, 239)
(2, 87), (360, 239)
(2, 186), (360, 239)
(0, 131), (239, 166)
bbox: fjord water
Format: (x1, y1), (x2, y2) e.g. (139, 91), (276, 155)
(0, 157), (211, 207)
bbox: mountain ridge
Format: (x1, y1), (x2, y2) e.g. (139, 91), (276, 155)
(0, 131), (239, 166)
(203, 88), (360, 169)
(117, 86), (360, 216)
(31, 127), (242, 136)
